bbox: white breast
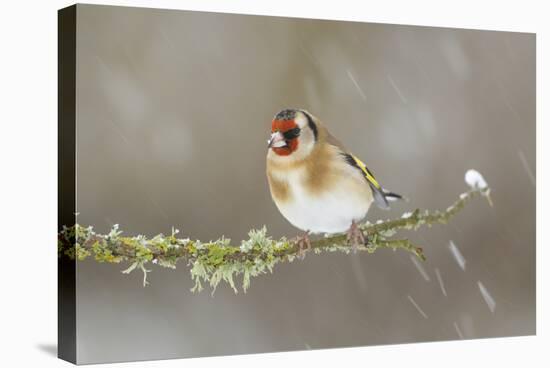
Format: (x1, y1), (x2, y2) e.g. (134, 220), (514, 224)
(272, 167), (373, 234)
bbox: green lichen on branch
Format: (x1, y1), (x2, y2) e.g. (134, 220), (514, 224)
(58, 171), (492, 294)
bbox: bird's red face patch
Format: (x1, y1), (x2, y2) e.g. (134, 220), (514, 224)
(271, 119), (299, 156)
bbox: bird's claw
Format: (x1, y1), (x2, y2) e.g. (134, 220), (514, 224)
(292, 232), (311, 260)
(347, 221), (366, 253)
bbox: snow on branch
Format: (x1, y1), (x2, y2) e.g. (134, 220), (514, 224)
(58, 170), (492, 294)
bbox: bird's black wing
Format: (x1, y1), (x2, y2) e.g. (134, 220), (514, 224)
(341, 152), (399, 210)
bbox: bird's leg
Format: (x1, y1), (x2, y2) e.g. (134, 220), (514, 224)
(292, 231), (311, 259)
(346, 220), (366, 253)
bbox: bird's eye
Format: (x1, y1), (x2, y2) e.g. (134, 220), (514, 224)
(283, 127), (301, 140)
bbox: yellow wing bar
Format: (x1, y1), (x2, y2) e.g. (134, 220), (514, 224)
(351, 154), (381, 189)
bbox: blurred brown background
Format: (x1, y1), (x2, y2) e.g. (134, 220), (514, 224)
(73, 4), (535, 364)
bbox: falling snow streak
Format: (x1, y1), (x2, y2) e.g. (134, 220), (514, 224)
(105, 119), (130, 146)
(347, 70), (367, 101)
(299, 41), (319, 67)
(435, 268), (447, 297)
(478, 281), (496, 313)
(453, 322), (464, 339)
(386, 74), (408, 104)
(518, 150), (536, 187)
(410, 255), (431, 281)
(148, 195), (170, 221)
(407, 295), (428, 319)
(449, 240), (466, 271)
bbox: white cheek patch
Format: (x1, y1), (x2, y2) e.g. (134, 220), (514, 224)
(294, 114), (307, 129)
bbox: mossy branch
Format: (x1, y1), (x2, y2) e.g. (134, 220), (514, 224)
(58, 170), (492, 294)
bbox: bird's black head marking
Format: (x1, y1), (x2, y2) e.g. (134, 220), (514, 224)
(300, 110), (318, 142)
(282, 127), (301, 140)
(274, 109), (298, 121)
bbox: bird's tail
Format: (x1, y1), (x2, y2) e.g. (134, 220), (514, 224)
(383, 189), (405, 202)
(373, 187), (407, 210)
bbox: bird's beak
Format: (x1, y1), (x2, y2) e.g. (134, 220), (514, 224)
(267, 132), (286, 148)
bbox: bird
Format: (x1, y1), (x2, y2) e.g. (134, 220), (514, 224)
(266, 108), (403, 255)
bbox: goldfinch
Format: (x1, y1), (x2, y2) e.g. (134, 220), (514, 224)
(266, 108), (402, 253)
